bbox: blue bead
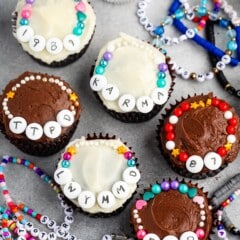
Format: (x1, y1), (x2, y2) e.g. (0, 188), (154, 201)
(219, 19), (230, 28)
(100, 59), (108, 68)
(77, 11), (87, 22)
(157, 71), (166, 79)
(152, 38), (163, 48)
(227, 41), (237, 51)
(151, 184), (161, 194)
(61, 160), (71, 168)
(153, 26), (164, 36)
(174, 9), (185, 19)
(77, 22), (85, 29)
(0, 166), (5, 172)
(13, 157), (17, 163)
(95, 66), (105, 75)
(23, 206), (28, 212)
(217, 225), (224, 230)
(157, 78), (166, 88)
(227, 29), (236, 38)
(127, 159), (136, 167)
(21, 219), (27, 225)
(197, 6), (207, 16)
(24, 160), (30, 167)
(44, 176), (50, 182)
(32, 212), (37, 217)
(164, 16), (173, 26)
(2, 214), (8, 219)
(73, 26), (82, 36)
(20, 18), (29, 26)
(179, 183), (189, 194)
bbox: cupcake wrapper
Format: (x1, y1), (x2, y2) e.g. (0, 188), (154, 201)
(156, 93), (229, 180)
(57, 133), (140, 217)
(12, 11), (95, 68)
(91, 56), (176, 123)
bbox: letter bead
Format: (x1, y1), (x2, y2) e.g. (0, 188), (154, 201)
(90, 75), (107, 91)
(78, 190), (96, 209)
(17, 25), (34, 42)
(122, 167), (141, 184)
(46, 38), (63, 55)
(101, 84), (120, 101)
(186, 155), (204, 173)
(40, 215), (50, 225)
(25, 123), (43, 140)
(29, 35), (46, 52)
(63, 182), (81, 199)
(112, 181), (130, 199)
(180, 231), (198, 240)
(54, 168), (72, 185)
(118, 94), (136, 112)
(151, 88), (168, 105)
(56, 109), (74, 127)
(204, 152), (222, 170)
(97, 191), (116, 209)
(63, 34), (80, 51)
(43, 121), (61, 139)
(136, 96), (154, 113)
(143, 233), (160, 240)
(9, 116), (27, 134)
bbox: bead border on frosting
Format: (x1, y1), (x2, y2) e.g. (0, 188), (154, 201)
(90, 33), (171, 114)
(2, 73), (79, 141)
(54, 137), (141, 212)
(163, 97), (237, 174)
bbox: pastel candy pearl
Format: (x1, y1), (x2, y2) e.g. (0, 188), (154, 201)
(170, 180), (179, 190)
(195, 228), (205, 239)
(21, 9), (32, 18)
(161, 181), (170, 191)
(137, 230), (147, 239)
(26, 0), (35, 3)
(75, 1), (86, 12)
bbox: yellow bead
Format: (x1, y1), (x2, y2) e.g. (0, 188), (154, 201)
(117, 146), (127, 154)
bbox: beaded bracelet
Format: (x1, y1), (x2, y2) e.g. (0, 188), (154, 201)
(206, 20), (240, 98)
(0, 156), (78, 240)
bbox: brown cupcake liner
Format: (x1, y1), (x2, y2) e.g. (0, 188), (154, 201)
(156, 93), (231, 180)
(90, 55), (176, 123)
(12, 11), (95, 68)
(56, 133), (141, 218)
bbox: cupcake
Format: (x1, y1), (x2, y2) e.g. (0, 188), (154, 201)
(54, 134), (141, 216)
(158, 93), (240, 179)
(131, 179), (213, 240)
(12, 0), (96, 67)
(0, 72), (81, 156)
(90, 33), (174, 123)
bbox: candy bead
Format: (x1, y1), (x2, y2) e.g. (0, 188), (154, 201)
(63, 152), (72, 161)
(137, 230), (147, 239)
(124, 151), (133, 160)
(170, 180), (179, 190)
(73, 26), (82, 36)
(161, 181), (170, 191)
(151, 184), (161, 194)
(75, 1), (86, 12)
(157, 78), (166, 88)
(179, 183), (188, 194)
(164, 123), (173, 132)
(21, 9), (32, 19)
(95, 66), (105, 75)
(103, 52), (113, 61)
(26, 0), (35, 3)
(158, 63), (168, 72)
(228, 117), (238, 126)
(227, 125), (236, 134)
(20, 18), (29, 26)
(127, 159), (136, 167)
(195, 228), (205, 239)
(77, 11), (87, 22)
(179, 152), (189, 162)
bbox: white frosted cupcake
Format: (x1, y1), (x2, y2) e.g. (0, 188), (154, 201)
(12, 0), (96, 67)
(54, 134), (141, 216)
(90, 33), (174, 122)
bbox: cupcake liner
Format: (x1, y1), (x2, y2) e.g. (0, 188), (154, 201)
(156, 93), (234, 180)
(56, 133), (140, 218)
(91, 56), (176, 123)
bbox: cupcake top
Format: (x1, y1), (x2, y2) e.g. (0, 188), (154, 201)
(13, 0), (96, 64)
(131, 179), (213, 240)
(90, 33), (173, 114)
(160, 93), (240, 176)
(54, 135), (141, 214)
(0, 72), (81, 142)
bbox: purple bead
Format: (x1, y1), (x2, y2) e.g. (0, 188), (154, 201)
(3, 232), (10, 237)
(26, 0), (35, 4)
(158, 63), (168, 72)
(161, 181), (170, 191)
(103, 51), (113, 61)
(27, 209), (33, 215)
(170, 180), (180, 190)
(5, 210), (11, 215)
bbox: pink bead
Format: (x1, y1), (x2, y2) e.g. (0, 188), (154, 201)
(75, 1), (86, 12)
(21, 9), (32, 18)
(124, 151), (133, 160)
(136, 230), (147, 239)
(196, 228), (205, 239)
(23, 4), (32, 9)
(63, 152), (72, 160)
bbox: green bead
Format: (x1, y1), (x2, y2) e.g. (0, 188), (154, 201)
(100, 59), (108, 68)
(20, 18), (29, 26)
(157, 78), (166, 88)
(73, 26), (82, 36)
(151, 184), (161, 194)
(179, 183), (189, 194)
(32, 211), (37, 217)
(61, 160), (71, 168)
(157, 72), (166, 79)
(143, 191), (155, 201)
(227, 41), (237, 51)
(95, 66), (105, 75)
(13, 157), (17, 163)
(77, 11), (87, 22)
(77, 22), (85, 29)
(187, 188), (197, 199)
(127, 159), (136, 167)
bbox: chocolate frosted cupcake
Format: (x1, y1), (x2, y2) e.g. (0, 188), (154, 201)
(12, 0), (96, 67)
(90, 33), (174, 123)
(131, 179), (213, 240)
(0, 72), (81, 156)
(54, 134), (141, 216)
(158, 93), (240, 179)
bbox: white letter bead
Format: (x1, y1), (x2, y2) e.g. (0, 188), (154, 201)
(163, 236), (178, 240)
(63, 182), (81, 199)
(180, 231), (198, 240)
(118, 94), (136, 112)
(63, 34), (80, 51)
(47, 220), (57, 230)
(56, 109), (74, 127)
(31, 228), (40, 237)
(186, 29), (195, 38)
(25, 123), (43, 140)
(204, 152), (222, 170)
(40, 215), (50, 225)
(64, 215), (74, 224)
(112, 181), (130, 199)
(46, 38), (63, 55)
(9, 117), (27, 134)
(145, 22), (154, 31)
(48, 232), (57, 240)
(39, 232), (48, 240)
(138, 1), (147, 9)
(90, 75), (107, 91)
(151, 89), (168, 105)
(143, 233), (160, 240)
(227, 134), (236, 143)
(102, 235), (112, 240)
(64, 207), (74, 216)
(61, 222), (70, 231)
(17, 237), (26, 240)
(224, 111), (233, 119)
(216, 61), (226, 71)
(97, 191), (116, 209)
(43, 121), (61, 139)
(186, 155), (204, 173)
(140, 16), (148, 25)
(205, 72), (214, 80)
(136, 96), (154, 113)
(17, 228), (27, 236)
(165, 141), (175, 150)
(196, 74), (205, 82)
(137, 9), (145, 17)
(181, 70), (190, 79)
(122, 167), (141, 184)
(169, 115), (178, 124)
(221, 55), (231, 64)
(101, 84), (119, 101)
(78, 190), (96, 209)
(25, 222), (34, 231)
(17, 26), (34, 42)
(54, 168), (72, 185)
(29, 35), (46, 52)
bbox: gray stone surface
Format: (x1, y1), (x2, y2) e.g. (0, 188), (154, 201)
(0, 0), (240, 239)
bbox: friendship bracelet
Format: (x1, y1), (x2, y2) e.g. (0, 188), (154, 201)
(206, 20), (240, 98)
(0, 156), (78, 240)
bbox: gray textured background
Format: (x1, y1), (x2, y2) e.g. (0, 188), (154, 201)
(0, 0), (240, 239)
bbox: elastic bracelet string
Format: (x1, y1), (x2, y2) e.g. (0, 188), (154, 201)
(206, 20), (240, 98)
